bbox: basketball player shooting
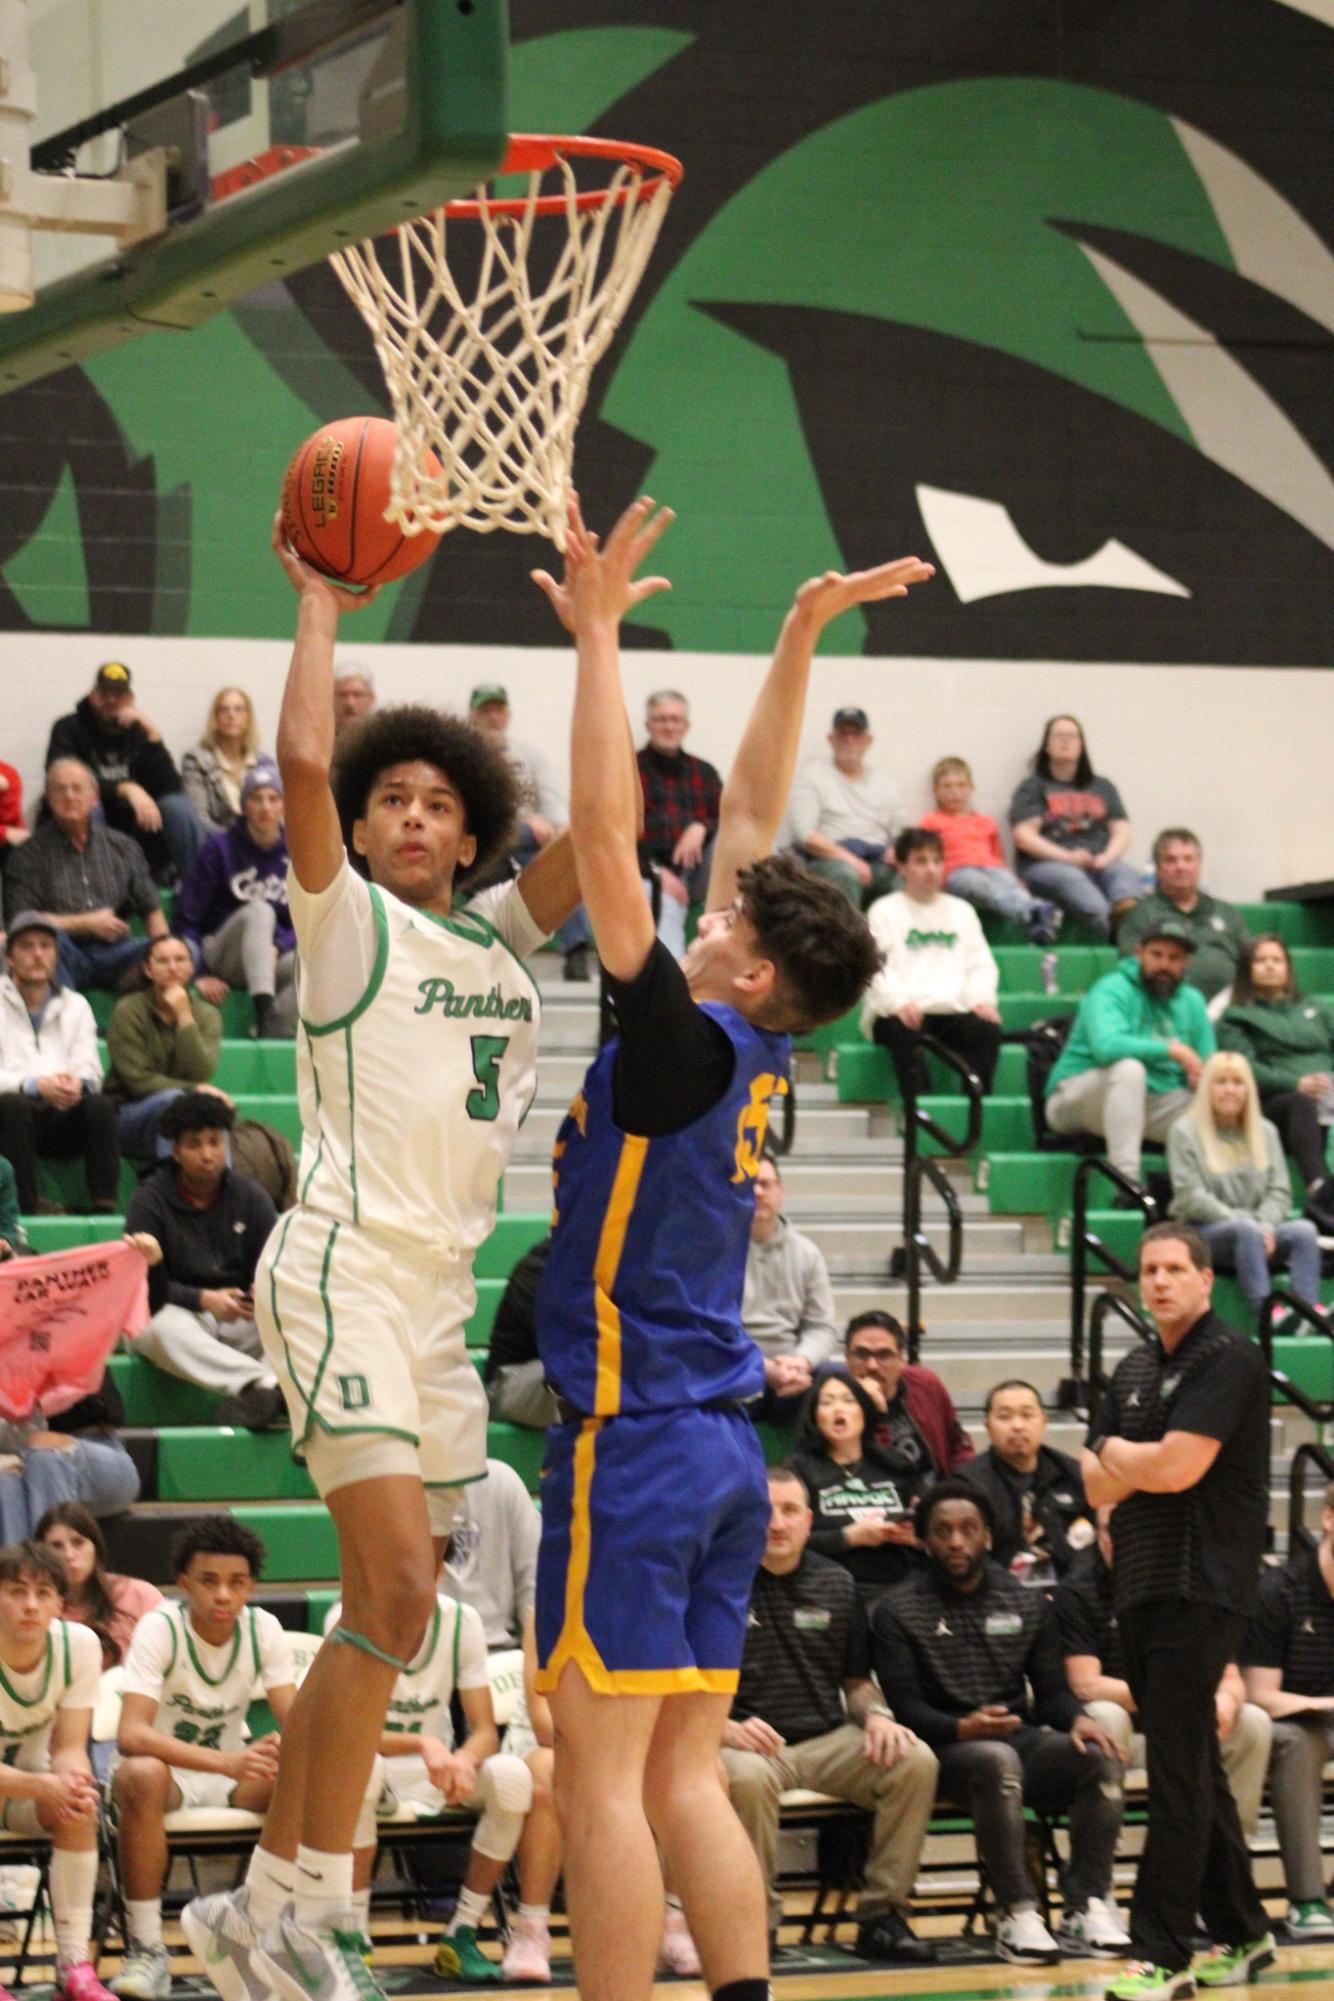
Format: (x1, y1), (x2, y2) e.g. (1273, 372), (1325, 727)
(184, 517), (583, 2001)
(530, 496), (933, 2001)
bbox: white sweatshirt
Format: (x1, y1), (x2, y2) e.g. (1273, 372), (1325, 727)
(0, 976), (103, 1095)
(860, 891), (999, 1035)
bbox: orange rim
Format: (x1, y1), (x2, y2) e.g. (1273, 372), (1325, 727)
(439, 134), (684, 221)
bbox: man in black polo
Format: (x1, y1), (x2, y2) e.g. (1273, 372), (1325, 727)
(871, 1478), (1129, 1967)
(1243, 1479), (1334, 1941)
(1083, 1221), (1274, 1999)
(962, 1379), (1093, 1586)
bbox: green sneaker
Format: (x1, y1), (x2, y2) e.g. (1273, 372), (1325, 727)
(1287, 1900), (1334, 1941)
(1104, 1966), (1196, 2000)
(1194, 1934), (1277, 1988)
(432, 1925), (499, 1984)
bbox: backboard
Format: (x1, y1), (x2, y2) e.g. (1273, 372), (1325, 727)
(0, 0), (508, 390)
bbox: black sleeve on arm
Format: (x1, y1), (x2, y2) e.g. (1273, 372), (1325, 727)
(605, 939), (736, 1137)
(869, 1601), (960, 1748)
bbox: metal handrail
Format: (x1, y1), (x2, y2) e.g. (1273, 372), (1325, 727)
(1259, 1288), (1334, 1426)
(1288, 1440), (1334, 1552)
(1085, 1290), (1156, 1426)
(1063, 1158), (1158, 1407)
(898, 1032), (983, 1364)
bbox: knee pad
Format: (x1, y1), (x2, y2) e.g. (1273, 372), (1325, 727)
(471, 1754), (532, 1863)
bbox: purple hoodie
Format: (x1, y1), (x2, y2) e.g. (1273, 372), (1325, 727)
(177, 823), (295, 958)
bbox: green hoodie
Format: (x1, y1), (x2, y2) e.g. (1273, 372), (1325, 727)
(1047, 957), (1216, 1097)
(1217, 996), (1334, 1096)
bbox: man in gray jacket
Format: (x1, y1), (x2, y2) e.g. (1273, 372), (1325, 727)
(744, 1152), (838, 1422)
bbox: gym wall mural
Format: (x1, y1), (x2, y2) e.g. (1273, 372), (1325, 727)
(0, 0), (1330, 662)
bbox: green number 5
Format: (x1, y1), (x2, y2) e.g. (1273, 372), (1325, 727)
(467, 1035), (509, 1122)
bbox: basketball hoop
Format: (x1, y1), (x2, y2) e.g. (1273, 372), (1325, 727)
(328, 135), (683, 550)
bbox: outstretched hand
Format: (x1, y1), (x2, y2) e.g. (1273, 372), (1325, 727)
(790, 556), (935, 635)
(270, 512), (381, 615)
(532, 492), (673, 633)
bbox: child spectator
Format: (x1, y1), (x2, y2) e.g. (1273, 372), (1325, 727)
(37, 1502), (163, 1670)
(180, 688), (264, 835)
(176, 760), (295, 1038)
(920, 757), (1059, 943)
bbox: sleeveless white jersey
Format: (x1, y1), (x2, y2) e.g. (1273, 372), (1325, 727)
(326, 1594), (488, 1754)
(0, 1621), (101, 1772)
(122, 1603), (294, 1755)
(294, 875), (541, 1261)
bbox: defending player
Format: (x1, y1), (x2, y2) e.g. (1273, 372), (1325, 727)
(530, 497), (933, 2001)
(184, 519), (582, 2001)
(0, 1541), (109, 2001)
(114, 1522), (296, 2001)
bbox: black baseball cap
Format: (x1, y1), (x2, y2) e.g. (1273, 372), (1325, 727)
(831, 706), (869, 731)
(95, 661), (132, 692)
(1138, 915), (1196, 952)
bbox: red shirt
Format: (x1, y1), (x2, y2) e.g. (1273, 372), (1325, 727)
(919, 808), (1005, 875)
(0, 763), (25, 845)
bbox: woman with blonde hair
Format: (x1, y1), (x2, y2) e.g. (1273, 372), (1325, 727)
(1167, 1050), (1323, 1313)
(180, 685), (264, 833)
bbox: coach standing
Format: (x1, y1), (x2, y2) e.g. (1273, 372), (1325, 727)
(1082, 1221), (1274, 2001)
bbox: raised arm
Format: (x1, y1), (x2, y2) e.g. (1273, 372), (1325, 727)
(706, 557), (934, 911)
(270, 514), (380, 894)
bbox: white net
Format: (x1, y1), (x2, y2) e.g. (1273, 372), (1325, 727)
(328, 142), (678, 550)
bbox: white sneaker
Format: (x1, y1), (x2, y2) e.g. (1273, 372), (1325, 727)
(658, 1906), (702, 1977)
(254, 1911), (385, 2001)
(183, 1890), (277, 2001)
(1058, 1897), (1133, 1957)
(500, 1913), (551, 1984)
(995, 1906), (1062, 1964)
(108, 1946), (172, 2001)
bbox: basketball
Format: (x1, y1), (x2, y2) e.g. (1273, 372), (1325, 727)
(280, 416), (443, 587)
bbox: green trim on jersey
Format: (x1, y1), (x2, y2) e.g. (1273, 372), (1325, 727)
(343, 1025), (359, 1223)
(305, 1219), (343, 1428)
(181, 1606), (246, 1689)
(451, 1601), (461, 1690)
(298, 1023), (324, 1204)
(268, 1210), (313, 1432)
(0, 1630), (53, 1709)
(422, 1470), (489, 1487)
(278, 1217), (419, 1452)
(445, 901), (541, 1010)
(303, 882), (391, 1038)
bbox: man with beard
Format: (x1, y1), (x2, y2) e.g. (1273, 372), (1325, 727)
(1044, 919), (1214, 1187)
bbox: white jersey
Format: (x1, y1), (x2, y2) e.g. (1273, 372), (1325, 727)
(0, 1621), (100, 1773)
(325, 1594), (488, 1755)
(122, 1603), (295, 1756)
(289, 864), (544, 1262)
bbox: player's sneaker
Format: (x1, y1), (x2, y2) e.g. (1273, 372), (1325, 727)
(108, 1945), (172, 2001)
(432, 1925), (499, 1983)
(183, 1889), (275, 2001)
(1287, 1899), (1334, 1940)
(994, 1906), (1061, 1964)
(1105, 1965), (1197, 1999)
(60, 1965), (118, 2001)
(500, 1914), (551, 1984)
(1057, 1898), (1133, 1957)
(1193, 1934), (1276, 1987)
(255, 1913), (385, 2001)
(657, 1906), (701, 1977)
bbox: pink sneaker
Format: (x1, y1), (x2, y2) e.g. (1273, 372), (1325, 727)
(60, 1965), (117, 2001)
(501, 1912), (551, 1985)
(658, 1906), (702, 1977)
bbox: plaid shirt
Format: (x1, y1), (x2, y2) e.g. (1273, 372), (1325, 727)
(4, 817), (161, 927)
(636, 745), (722, 864)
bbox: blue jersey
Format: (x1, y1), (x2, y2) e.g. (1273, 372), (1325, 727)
(537, 1003), (791, 1416)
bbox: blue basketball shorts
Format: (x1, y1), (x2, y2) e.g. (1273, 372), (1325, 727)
(534, 1403), (770, 1696)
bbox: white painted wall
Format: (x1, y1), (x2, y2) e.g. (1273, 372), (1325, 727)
(4, 633), (1322, 900)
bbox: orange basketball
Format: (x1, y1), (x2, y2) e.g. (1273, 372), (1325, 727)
(280, 416), (443, 587)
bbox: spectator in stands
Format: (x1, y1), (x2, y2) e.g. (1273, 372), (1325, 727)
(921, 757), (1059, 943)
(484, 1238), (558, 1430)
(0, 759), (30, 906)
(1220, 934), (1334, 1231)
(1009, 715), (1140, 940)
(1118, 831), (1251, 1006)
(789, 1364), (928, 1609)
(0, 912), (119, 1214)
(124, 1092), (286, 1432)
(721, 1464), (939, 1967)
(180, 686), (264, 835)
(744, 1151), (838, 1422)
(37, 1502), (163, 1670)
(788, 706), (901, 909)
(443, 1456), (540, 1651)
(861, 827), (1003, 1101)
(333, 663), (376, 734)
(1243, 1479), (1334, 1941)
(1045, 918), (1215, 1187)
(872, 1479), (1129, 1965)
(177, 760), (296, 1038)
(104, 935), (226, 1160)
(1060, 1507), (1271, 1842)
(0, 1394), (141, 1548)
(5, 759), (167, 992)
(0, 1154), (23, 1257)
(0, 1539), (111, 2001)
(961, 1381), (1093, 1586)
(113, 1520), (296, 2001)
(844, 1310), (974, 1476)
(1168, 1051), (1323, 1315)
(636, 688), (722, 958)
(46, 663), (204, 884)
(469, 684), (593, 981)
